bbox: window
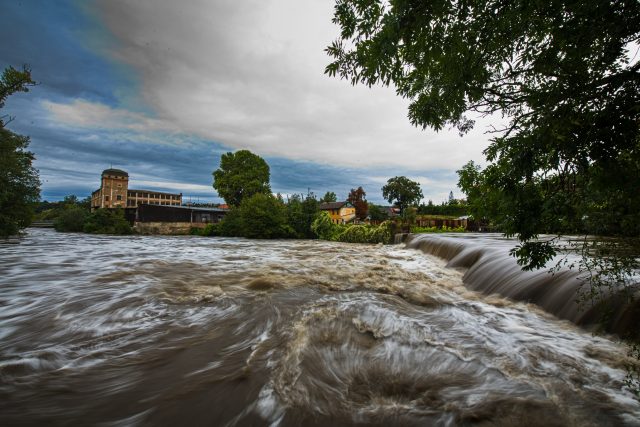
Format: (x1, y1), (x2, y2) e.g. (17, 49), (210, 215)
(105, 195), (110, 201)
(116, 195), (122, 201)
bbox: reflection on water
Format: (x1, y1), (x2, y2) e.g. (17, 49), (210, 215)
(0, 229), (638, 426)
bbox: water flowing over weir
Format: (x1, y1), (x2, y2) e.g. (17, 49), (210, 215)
(1, 229), (640, 426)
(405, 233), (640, 336)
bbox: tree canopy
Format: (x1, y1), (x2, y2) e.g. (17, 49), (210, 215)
(327, 0), (640, 268)
(381, 176), (423, 216)
(286, 193), (320, 239)
(367, 203), (388, 222)
(212, 150), (271, 207)
(320, 191), (337, 203)
(0, 66), (39, 238)
(235, 193), (293, 239)
(347, 186), (368, 220)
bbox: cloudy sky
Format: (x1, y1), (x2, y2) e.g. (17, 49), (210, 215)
(1, 0), (493, 204)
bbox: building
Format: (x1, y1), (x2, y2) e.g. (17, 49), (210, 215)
(91, 168), (182, 211)
(133, 204), (227, 235)
(90, 168), (227, 234)
(319, 201), (356, 224)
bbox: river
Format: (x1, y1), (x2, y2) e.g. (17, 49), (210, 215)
(1, 229), (639, 426)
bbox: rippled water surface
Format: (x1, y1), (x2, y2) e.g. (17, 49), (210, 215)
(1, 229), (639, 426)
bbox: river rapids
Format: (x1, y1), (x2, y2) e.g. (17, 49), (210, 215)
(1, 229), (639, 426)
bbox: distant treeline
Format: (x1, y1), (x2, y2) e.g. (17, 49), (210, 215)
(417, 199), (468, 217)
(36, 195), (132, 235)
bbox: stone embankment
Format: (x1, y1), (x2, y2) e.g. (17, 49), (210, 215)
(134, 221), (206, 235)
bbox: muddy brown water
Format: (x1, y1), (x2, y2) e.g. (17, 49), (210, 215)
(0, 229), (639, 426)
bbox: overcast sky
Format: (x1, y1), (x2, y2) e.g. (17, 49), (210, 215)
(1, 0), (493, 204)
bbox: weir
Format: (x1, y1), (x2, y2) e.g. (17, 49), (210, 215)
(405, 233), (640, 337)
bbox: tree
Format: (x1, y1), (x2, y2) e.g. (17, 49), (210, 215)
(347, 186), (368, 220)
(368, 203), (388, 222)
(212, 150), (271, 207)
(381, 176), (423, 217)
(286, 193), (320, 238)
(320, 191), (337, 203)
(457, 161), (503, 225)
(237, 193), (293, 239)
(326, 0), (640, 267)
(0, 66), (39, 238)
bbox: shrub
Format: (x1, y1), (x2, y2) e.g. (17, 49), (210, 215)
(312, 213), (393, 244)
(83, 208), (132, 235)
(411, 225), (466, 233)
(238, 193), (294, 239)
(337, 224), (368, 243)
(53, 206), (88, 232)
(336, 221), (393, 244)
(214, 194), (294, 239)
(200, 223), (221, 236)
(218, 208), (244, 237)
(311, 211), (338, 240)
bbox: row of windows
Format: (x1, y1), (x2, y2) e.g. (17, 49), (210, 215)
(129, 193), (180, 200)
(97, 192), (180, 204)
(126, 200), (181, 206)
(127, 199), (180, 206)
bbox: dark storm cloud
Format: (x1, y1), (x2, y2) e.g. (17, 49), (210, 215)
(0, 0), (134, 105)
(1, 0), (489, 203)
(93, 0), (491, 171)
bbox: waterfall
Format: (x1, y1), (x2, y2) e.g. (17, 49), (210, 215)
(405, 233), (640, 337)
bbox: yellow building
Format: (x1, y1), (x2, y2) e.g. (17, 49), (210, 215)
(319, 201), (356, 224)
(91, 168), (182, 211)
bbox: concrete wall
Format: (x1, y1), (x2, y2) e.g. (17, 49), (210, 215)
(134, 222), (206, 235)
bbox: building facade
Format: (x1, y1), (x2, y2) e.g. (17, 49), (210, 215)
(319, 201), (356, 224)
(91, 169), (182, 211)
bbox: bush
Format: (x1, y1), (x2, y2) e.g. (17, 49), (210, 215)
(53, 206), (88, 232)
(336, 221), (392, 244)
(311, 211), (339, 240)
(312, 212), (393, 244)
(218, 208), (244, 237)
(83, 208), (132, 235)
(411, 225), (466, 233)
(238, 193), (294, 239)
(212, 194), (294, 239)
(191, 223), (221, 236)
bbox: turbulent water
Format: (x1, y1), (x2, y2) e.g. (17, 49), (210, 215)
(406, 233), (640, 333)
(1, 229), (639, 426)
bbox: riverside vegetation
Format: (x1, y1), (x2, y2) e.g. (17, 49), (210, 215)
(189, 149), (414, 244)
(0, 66), (39, 239)
(190, 192), (394, 244)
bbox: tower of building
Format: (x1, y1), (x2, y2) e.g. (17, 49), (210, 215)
(92, 169), (129, 210)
